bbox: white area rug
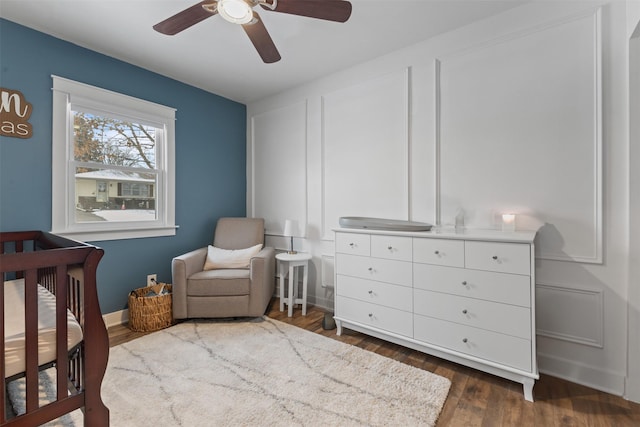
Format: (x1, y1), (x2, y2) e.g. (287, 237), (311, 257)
(9, 317), (451, 426)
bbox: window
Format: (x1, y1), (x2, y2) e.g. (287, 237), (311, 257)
(120, 182), (153, 198)
(52, 76), (176, 241)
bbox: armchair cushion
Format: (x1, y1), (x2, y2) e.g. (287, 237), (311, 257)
(188, 269), (251, 296)
(203, 243), (263, 270)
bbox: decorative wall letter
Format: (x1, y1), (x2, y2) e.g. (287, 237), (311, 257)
(0, 87), (34, 139)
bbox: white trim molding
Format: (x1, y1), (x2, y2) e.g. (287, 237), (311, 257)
(51, 75), (177, 241)
(536, 282), (604, 348)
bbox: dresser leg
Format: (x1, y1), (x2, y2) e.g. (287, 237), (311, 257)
(336, 320), (342, 336)
(523, 378), (535, 402)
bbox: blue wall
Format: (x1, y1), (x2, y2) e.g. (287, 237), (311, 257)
(0, 19), (247, 314)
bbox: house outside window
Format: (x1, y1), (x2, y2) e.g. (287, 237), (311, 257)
(52, 76), (176, 241)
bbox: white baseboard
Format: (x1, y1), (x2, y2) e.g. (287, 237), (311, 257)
(538, 351), (626, 397)
(103, 309), (129, 329)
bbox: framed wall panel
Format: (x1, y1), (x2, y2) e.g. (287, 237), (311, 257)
(536, 282), (604, 348)
(436, 10), (602, 263)
(322, 69), (410, 238)
(251, 101), (308, 235)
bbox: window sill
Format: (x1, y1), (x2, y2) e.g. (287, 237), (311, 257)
(51, 225), (178, 242)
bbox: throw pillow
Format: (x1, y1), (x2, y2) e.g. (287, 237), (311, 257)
(203, 243), (263, 270)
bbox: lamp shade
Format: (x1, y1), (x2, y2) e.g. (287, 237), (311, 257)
(283, 219), (296, 237)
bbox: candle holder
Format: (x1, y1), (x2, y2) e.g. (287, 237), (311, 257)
(502, 214), (516, 232)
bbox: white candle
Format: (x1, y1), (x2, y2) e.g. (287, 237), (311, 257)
(502, 214), (515, 232)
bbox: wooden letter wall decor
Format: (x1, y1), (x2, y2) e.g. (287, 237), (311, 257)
(0, 87), (33, 139)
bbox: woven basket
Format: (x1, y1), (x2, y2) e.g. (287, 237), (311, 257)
(128, 283), (173, 332)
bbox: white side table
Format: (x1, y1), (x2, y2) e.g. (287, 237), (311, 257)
(276, 252), (312, 317)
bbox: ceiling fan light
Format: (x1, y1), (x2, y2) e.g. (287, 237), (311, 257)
(217, 0), (254, 24)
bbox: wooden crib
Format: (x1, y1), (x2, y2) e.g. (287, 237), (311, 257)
(1, 231), (109, 426)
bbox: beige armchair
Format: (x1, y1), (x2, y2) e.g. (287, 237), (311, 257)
(172, 217), (275, 319)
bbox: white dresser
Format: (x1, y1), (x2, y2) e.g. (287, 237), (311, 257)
(334, 227), (538, 401)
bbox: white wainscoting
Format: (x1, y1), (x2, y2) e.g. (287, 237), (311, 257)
(436, 9), (602, 263)
(321, 68), (411, 239)
(536, 282), (604, 348)
(251, 101), (308, 235)
(247, 2), (631, 398)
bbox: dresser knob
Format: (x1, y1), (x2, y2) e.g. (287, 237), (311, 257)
(368, 267), (373, 271)
(349, 243), (355, 247)
(461, 281), (467, 286)
(434, 250), (440, 255)
(462, 309), (468, 314)
(368, 313), (373, 318)
(492, 255), (498, 260)
(388, 246), (393, 250)
(462, 338), (468, 343)
(368, 290), (373, 295)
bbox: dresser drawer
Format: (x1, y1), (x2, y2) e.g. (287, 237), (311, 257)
(335, 232), (370, 256)
(465, 241), (531, 275)
(337, 296), (413, 337)
(336, 253), (412, 287)
(371, 235), (412, 262)
(337, 275), (412, 311)
(414, 314), (532, 372)
(413, 263), (531, 307)
(413, 238), (464, 267)
(414, 289), (531, 339)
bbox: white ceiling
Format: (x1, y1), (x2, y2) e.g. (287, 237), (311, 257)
(0, 0), (528, 104)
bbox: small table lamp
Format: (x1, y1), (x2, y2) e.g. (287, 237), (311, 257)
(283, 219), (297, 254)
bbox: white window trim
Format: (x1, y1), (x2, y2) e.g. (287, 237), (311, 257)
(51, 75), (177, 241)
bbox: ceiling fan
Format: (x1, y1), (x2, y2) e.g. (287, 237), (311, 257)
(153, 0), (353, 64)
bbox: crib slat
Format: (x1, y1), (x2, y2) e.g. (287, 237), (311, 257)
(24, 268), (39, 412)
(56, 265), (69, 400)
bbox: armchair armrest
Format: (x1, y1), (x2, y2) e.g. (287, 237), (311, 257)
(172, 247), (207, 319)
(248, 246), (276, 315)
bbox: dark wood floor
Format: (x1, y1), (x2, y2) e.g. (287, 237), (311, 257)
(108, 300), (640, 426)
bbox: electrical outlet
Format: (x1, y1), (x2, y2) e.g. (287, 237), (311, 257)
(147, 274), (157, 287)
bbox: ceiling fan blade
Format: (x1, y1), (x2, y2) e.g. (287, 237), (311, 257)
(153, 1), (218, 35)
(261, 0), (352, 23)
(242, 12), (281, 63)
